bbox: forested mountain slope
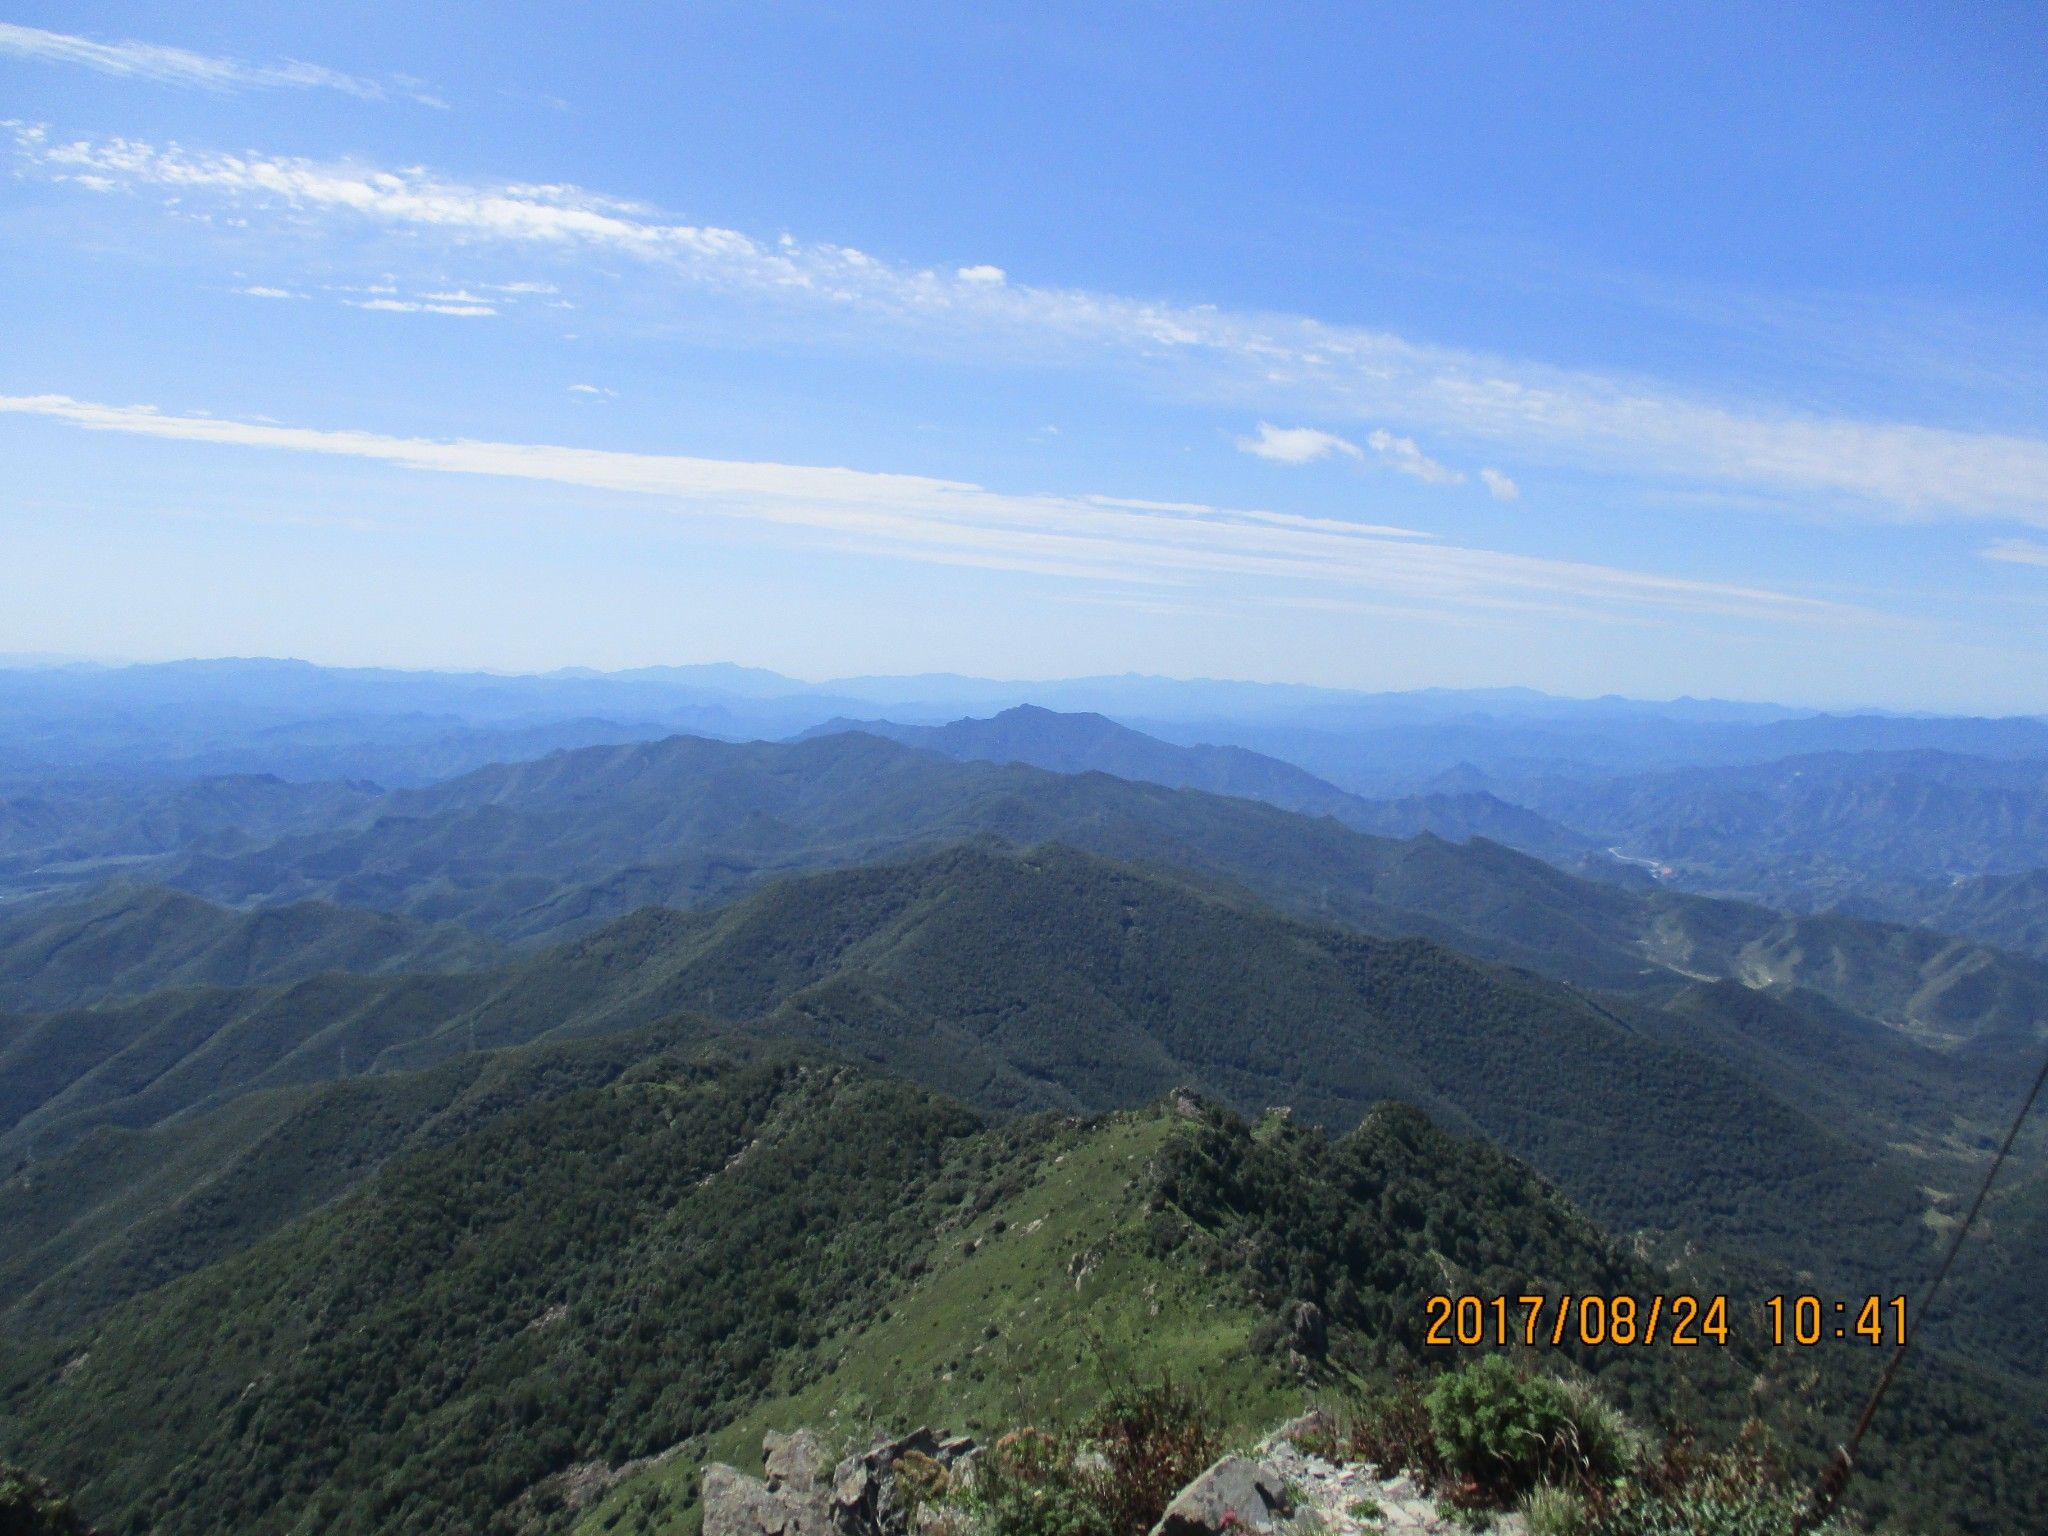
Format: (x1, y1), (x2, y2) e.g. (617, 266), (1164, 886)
(800, 707), (1591, 859)
(0, 1017), (728, 1339)
(1, 847), (2004, 1330)
(0, 882), (499, 1012)
(0, 773), (379, 900)
(1842, 867), (2048, 960)
(96, 731), (2048, 1049)
(2, 1062), (2034, 1536)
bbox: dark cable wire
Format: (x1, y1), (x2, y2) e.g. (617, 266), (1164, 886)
(1791, 1043), (2048, 1534)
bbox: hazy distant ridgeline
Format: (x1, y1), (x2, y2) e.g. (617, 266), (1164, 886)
(23, 729), (2024, 1051)
(1518, 749), (2048, 878)
(7, 657), (2048, 788)
(12, 660), (2048, 962)
(12, 659), (2048, 963)
(796, 708), (2048, 956)
(802, 706), (1594, 860)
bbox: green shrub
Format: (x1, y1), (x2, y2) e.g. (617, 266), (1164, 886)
(941, 1377), (1221, 1536)
(1326, 1378), (1444, 1486)
(952, 1429), (1108, 1536)
(1552, 1378), (1636, 1487)
(1582, 1428), (1843, 1536)
(1077, 1376), (1224, 1536)
(1427, 1357), (1574, 1502)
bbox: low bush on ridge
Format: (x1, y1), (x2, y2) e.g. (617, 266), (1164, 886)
(936, 1377), (1225, 1536)
(1301, 1358), (1849, 1536)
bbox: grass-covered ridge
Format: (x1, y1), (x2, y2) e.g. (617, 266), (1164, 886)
(0, 1054), (1784, 1536)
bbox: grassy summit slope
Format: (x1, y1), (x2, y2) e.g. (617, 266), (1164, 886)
(1, 1054), (2030, 1536)
(0, 1059), (1758, 1536)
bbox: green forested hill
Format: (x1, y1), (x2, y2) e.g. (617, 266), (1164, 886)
(0, 773), (380, 898)
(801, 706), (1593, 859)
(0, 1018), (735, 1339)
(0, 882), (500, 1012)
(1, 1060), (2036, 1536)
(1, 846), (2008, 1351)
(1522, 749), (2048, 882)
(97, 731), (2048, 1049)
(1836, 867), (2048, 960)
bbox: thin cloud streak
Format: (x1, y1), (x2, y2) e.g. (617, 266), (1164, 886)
(1985, 539), (2048, 570)
(348, 297), (497, 316)
(0, 393), (1853, 623)
(0, 24), (442, 105)
(12, 130), (2048, 521)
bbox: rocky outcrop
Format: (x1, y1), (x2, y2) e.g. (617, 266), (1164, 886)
(1261, 1426), (1527, 1536)
(1288, 1301), (1326, 1360)
(1146, 1455), (1292, 1536)
(703, 1428), (977, 1536)
(704, 1418), (1510, 1536)
(703, 1461), (834, 1536)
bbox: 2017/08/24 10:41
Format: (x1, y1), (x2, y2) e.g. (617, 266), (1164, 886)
(1423, 1293), (1909, 1348)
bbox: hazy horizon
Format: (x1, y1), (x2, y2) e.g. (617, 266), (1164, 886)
(4, 647), (2041, 720)
(5, 6), (2047, 710)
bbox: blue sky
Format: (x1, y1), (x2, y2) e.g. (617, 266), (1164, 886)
(3, 2), (2047, 708)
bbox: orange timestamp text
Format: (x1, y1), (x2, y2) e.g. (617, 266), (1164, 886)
(1424, 1293), (1910, 1348)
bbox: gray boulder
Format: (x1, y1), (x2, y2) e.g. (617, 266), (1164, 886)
(705, 1427), (978, 1536)
(1148, 1455), (1293, 1536)
(702, 1461), (835, 1536)
(766, 1429), (830, 1495)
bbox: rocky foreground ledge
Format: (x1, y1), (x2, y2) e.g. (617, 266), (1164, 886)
(703, 1419), (1519, 1536)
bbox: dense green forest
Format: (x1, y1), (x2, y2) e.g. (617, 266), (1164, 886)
(2, 696), (2045, 1536)
(2, 1065), (2038, 1536)
(16, 729), (2041, 1053)
(3, 844), (2018, 1354)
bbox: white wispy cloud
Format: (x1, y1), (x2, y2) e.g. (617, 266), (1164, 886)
(0, 23), (442, 105)
(10, 129), (2045, 523)
(1366, 429), (1462, 486)
(0, 393), (1858, 624)
(1984, 539), (2048, 570)
(1240, 421), (1496, 493)
(236, 284), (298, 299)
(348, 297), (496, 316)
(1479, 468), (1520, 502)
(1237, 423), (1362, 464)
